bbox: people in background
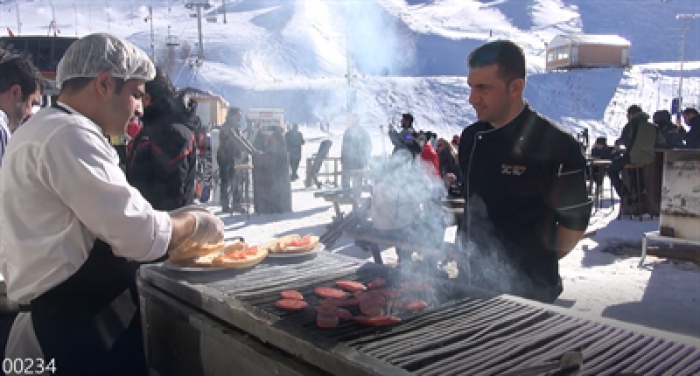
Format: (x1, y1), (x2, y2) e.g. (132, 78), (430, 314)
(341, 114), (372, 189)
(459, 40), (591, 303)
(417, 131), (440, 178)
(682, 107), (700, 149)
(451, 134), (460, 147)
(285, 123), (305, 181)
(0, 56), (44, 165)
(259, 125), (292, 213)
(0, 33), (224, 376)
(590, 137), (614, 160)
(217, 107), (246, 212)
(607, 105), (666, 200)
(389, 113), (419, 155)
(653, 109), (685, 148)
(436, 137), (461, 196)
(126, 67), (198, 211)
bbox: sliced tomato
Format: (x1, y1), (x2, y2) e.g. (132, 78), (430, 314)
(316, 313), (339, 328)
(335, 308), (353, 320)
(335, 280), (367, 292)
(287, 235), (311, 248)
(274, 299), (308, 311)
(315, 305), (337, 315)
(224, 246), (259, 260)
(354, 315), (401, 327)
(374, 288), (402, 299)
(314, 286), (349, 299)
(280, 290), (303, 300)
(367, 278), (386, 289)
(398, 299), (428, 311)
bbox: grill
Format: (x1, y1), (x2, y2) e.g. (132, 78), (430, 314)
(138, 252), (700, 375)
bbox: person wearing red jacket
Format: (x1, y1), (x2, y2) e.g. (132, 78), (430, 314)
(126, 117), (142, 140)
(418, 132), (440, 178)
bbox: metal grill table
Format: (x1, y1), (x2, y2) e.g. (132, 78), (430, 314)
(138, 252), (700, 376)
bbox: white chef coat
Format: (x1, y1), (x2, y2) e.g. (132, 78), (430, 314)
(0, 102), (172, 364)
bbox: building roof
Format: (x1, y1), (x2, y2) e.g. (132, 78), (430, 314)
(548, 34), (631, 49)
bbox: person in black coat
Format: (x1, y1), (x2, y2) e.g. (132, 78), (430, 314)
(285, 123), (305, 180)
(126, 68), (198, 211)
(682, 107), (700, 149)
(653, 110), (686, 148)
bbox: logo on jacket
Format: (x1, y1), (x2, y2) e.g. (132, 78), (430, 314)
(501, 164), (526, 176)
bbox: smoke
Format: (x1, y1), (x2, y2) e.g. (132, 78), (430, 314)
(369, 150), (449, 270)
(339, 0), (415, 77)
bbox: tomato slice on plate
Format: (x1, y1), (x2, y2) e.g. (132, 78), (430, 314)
(287, 235), (311, 248)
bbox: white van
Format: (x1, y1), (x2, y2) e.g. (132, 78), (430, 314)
(245, 108), (285, 132)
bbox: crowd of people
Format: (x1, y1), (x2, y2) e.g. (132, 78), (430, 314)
(0, 31), (699, 375)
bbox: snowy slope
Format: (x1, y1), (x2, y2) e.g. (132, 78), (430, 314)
(3, 0), (700, 139)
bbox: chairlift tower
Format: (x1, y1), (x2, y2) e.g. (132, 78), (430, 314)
(14, 0), (21, 34)
(144, 6), (155, 63)
(185, 0), (212, 66)
(675, 13), (699, 115)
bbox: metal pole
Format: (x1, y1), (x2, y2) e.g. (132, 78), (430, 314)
(222, 0), (227, 24)
(148, 6), (156, 63)
(196, 5), (204, 61)
(48, 0), (56, 35)
(676, 13), (700, 114)
(14, 0), (21, 34)
(73, 4), (78, 35)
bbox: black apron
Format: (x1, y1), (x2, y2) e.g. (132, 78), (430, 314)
(27, 104), (148, 376)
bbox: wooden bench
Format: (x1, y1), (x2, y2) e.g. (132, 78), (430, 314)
(343, 224), (452, 266)
(313, 188), (357, 220)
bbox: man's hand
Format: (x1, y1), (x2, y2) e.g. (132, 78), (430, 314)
(443, 173), (457, 184)
(189, 211), (225, 244)
(168, 207), (224, 251)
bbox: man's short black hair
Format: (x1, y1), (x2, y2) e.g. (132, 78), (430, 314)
(627, 105), (643, 116)
(682, 107), (699, 117)
(0, 56), (44, 100)
(595, 137), (607, 145)
(467, 40), (526, 84)
(402, 113), (413, 125)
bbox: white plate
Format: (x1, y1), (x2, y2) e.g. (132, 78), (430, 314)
(161, 260), (232, 272)
(265, 243), (325, 258)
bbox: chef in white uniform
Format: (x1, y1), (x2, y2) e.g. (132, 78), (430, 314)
(0, 33), (224, 376)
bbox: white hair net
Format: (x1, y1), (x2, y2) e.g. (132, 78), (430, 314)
(56, 33), (156, 88)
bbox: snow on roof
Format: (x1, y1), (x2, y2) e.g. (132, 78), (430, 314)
(549, 34), (631, 49)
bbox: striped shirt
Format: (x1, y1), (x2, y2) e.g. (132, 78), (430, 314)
(0, 110), (9, 167)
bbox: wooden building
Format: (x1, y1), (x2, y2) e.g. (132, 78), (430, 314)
(181, 87), (229, 127)
(546, 34), (631, 71)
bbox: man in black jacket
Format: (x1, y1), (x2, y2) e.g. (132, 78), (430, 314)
(682, 107), (700, 149)
(458, 40), (591, 303)
(126, 68), (198, 211)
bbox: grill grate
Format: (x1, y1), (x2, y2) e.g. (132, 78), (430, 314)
(149, 253), (700, 375)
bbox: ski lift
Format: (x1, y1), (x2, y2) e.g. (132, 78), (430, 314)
(189, 13), (197, 18)
(206, 16), (217, 23)
(166, 35), (180, 47)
